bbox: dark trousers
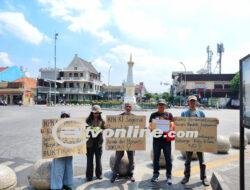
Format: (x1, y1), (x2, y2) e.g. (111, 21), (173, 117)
(113, 151), (135, 176)
(86, 147), (102, 179)
(153, 139), (172, 178)
(184, 151), (206, 180)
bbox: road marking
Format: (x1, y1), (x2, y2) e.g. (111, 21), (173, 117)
(0, 161), (15, 166)
(14, 163), (33, 172)
(173, 150), (250, 177)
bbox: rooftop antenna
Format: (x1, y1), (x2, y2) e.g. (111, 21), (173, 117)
(206, 45), (213, 74)
(216, 43), (224, 74)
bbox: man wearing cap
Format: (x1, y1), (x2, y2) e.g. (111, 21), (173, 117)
(180, 95), (209, 186)
(110, 102), (135, 183)
(149, 99), (175, 185)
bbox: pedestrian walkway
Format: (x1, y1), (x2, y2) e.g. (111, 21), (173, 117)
(211, 159), (250, 190)
(0, 157), (33, 187)
(6, 147), (250, 189)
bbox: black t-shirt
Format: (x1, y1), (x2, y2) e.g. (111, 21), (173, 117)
(149, 111), (173, 122)
(149, 111), (173, 140)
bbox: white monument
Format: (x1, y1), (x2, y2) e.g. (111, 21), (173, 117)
(124, 54), (136, 104)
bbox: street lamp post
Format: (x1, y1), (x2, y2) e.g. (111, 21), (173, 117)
(54, 32), (59, 105)
(108, 65), (111, 100)
(49, 81), (51, 105)
(179, 62), (187, 97)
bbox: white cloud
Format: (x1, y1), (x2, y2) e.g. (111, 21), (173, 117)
(93, 44), (179, 92)
(38, 0), (116, 43)
(111, 0), (168, 41)
(92, 58), (111, 82)
(0, 52), (13, 66)
(0, 12), (48, 45)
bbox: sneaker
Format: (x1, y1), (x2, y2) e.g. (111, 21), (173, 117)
(63, 185), (72, 190)
(97, 175), (103, 180)
(181, 176), (189, 184)
(110, 174), (118, 183)
(202, 178), (210, 186)
(151, 175), (159, 183)
(166, 177), (172, 185)
(128, 176), (135, 182)
(86, 177), (92, 182)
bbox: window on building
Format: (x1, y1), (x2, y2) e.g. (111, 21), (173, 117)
(74, 67), (77, 70)
(90, 84), (93, 89)
(69, 83), (74, 88)
(64, 83), (66, 88)
(214, 84), (223, 89)
(80, 73), (83, 77)
(74, 73), (78, 77)
(69, 73), (72, 77)
(76, 83), (79, 88)
(224, 84), (230, 89)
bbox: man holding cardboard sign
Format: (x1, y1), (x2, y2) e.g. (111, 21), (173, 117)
(149, 99), (175, 185)
(180, 95), (209, 186)
(111, 102), (136, 183)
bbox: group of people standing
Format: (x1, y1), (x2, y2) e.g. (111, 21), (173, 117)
(49, 95), (210, 190)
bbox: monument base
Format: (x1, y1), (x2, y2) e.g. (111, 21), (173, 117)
(124, 96), (136, 104)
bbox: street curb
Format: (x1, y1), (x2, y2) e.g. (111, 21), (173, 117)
(210, 172), (231, 190)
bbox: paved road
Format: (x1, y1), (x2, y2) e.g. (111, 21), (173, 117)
(0, 105), (247, 189)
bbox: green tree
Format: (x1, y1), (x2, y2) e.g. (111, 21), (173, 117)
(144, 93), (153, 100)
(230, 72), (240, 92)
(153, 93), (161, 100)
(162, 92), (170, 101)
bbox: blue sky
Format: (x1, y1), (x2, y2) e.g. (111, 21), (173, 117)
(1, 0), (250, 92)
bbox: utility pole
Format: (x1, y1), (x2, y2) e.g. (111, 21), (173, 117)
(54, 32), (58, 105)
(108, 65), (111, 100)
(179, 62), (187, 97)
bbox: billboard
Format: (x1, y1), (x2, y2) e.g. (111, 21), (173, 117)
(241, 55), (250, 128)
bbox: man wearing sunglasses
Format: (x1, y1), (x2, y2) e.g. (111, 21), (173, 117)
(111, 102), (135, 183)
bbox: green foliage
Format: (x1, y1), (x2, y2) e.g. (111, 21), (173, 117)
(138, 102), (157, 109)
(153, 93), (161, 100)
(230, 72), (240, 92)
(144, 92), (153, 100)
(162, 92), (170, 101)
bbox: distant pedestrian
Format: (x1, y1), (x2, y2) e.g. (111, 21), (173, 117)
(50, 111), (73, 190)
(149, 99), (175, 185)
(110, 102), (135, 183)
(180, 95), (209, 186)
(85, 105), (105, 181)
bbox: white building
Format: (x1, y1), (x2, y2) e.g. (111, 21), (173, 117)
(37, 54), (102, 103)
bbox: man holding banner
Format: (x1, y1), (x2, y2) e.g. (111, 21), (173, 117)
(149, 99), (175, 185)
(111, 102), (135, 183)
(180, 95), (209, 186)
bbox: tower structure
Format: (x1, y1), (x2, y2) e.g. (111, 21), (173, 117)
(206, 46), (213, 74)
(124, 54), (136, 104)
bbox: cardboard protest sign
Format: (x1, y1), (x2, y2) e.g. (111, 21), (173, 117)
(174, 117), (218, 153)
(41, 118), (86, 159)
(105, 115), (146, 151)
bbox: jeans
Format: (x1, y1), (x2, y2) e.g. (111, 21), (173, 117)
(184, 151), (207, 180)
(113, 151), (135, 176)
(153, 138), (172, 178)
(86, 147), (102, 179)
(50, 156), (73, 189)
